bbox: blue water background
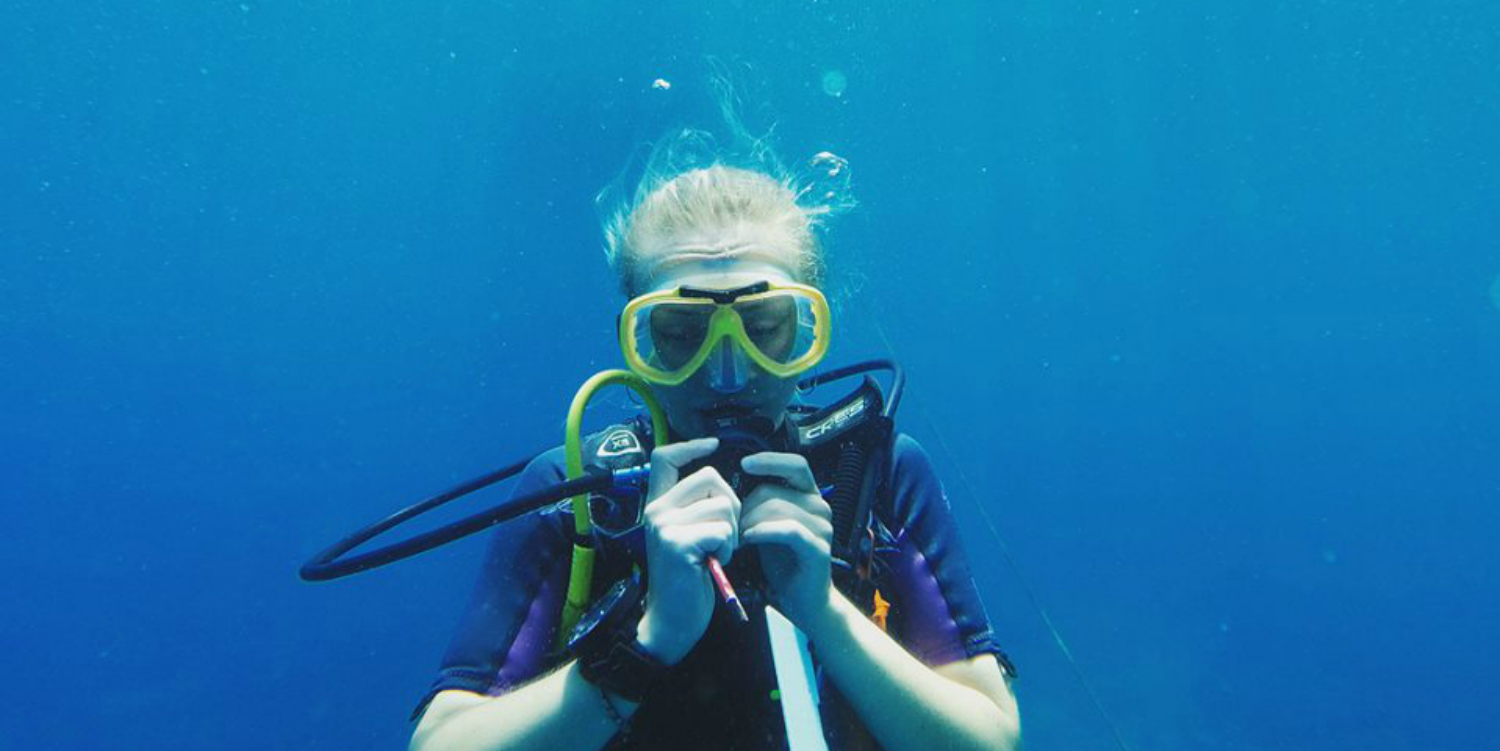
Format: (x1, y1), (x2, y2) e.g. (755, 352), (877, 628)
(4, 2), (1498, 749)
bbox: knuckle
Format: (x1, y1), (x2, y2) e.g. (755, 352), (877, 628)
(644, 501), (667, 524)
(695, 496), (726, 520)
(654, 523), (679, 544)
(693, 465), (726, 486)
(710, 495), (738, 518)
(700, 466), (729, 486)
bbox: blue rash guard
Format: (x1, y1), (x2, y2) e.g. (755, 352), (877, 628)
(413, 433), (1013, 750)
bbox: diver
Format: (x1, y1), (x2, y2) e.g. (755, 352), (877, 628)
(405, 157), (1020, 750)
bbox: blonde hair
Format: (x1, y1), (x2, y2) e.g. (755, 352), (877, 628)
(599, 70), (854, 296)
(603, 164), (825, 297)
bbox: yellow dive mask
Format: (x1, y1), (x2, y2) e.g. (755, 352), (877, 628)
(619, 280), (832, 388)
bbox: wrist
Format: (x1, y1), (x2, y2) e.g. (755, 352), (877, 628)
(635, 611), (689, 666)
(568, 577), (671, 704)
(802, 589), (852, 644)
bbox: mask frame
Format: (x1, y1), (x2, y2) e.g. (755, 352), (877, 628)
(619, 280), (832, 386)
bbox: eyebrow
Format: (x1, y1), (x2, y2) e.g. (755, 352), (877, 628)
(652, 306), (710, 322)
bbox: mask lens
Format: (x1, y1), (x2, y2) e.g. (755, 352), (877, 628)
(735, 292), (821, 366)
(636, 300), (713, 371)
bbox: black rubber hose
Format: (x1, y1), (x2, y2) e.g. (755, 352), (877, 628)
(826, 440), (870, 560)
(302, 359), (906, 583)
(300, 465), (611, 582)
(799, 358), (904, 418)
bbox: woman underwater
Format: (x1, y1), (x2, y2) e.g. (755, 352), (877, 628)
(408, 141), (1020, 750)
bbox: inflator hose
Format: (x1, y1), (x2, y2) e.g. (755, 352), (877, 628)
(299, 466), (610, 582)
(298, 360), (903, 588)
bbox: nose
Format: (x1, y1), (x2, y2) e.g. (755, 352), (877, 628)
(706, 339), (749, 393)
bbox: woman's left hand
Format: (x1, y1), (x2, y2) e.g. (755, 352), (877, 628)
(739, 452), (835, 630)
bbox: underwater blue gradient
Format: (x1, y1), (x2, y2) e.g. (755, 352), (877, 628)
(3, 2), (1497, 749)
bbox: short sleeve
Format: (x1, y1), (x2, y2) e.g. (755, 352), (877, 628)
(877, 435), (1013, 674)
(411, 448), (575, 720)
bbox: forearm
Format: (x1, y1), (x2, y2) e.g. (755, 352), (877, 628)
(805, 591), (1020, 751)
(410, 660), (638, 751)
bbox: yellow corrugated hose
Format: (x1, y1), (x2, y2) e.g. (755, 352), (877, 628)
(556, 370), (668, 649)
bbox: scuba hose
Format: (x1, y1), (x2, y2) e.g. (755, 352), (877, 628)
(297, 360), (904, 751)
(825, 439), (867, 567)
(298, 371), (667, 585)
(558, 370), (669, 645)
(300, 361), (901, 597)
(298, 463), (608, 582)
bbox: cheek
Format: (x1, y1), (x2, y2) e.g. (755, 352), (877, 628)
(746, 373), (799, 408)
(650, 380), (705, 419)
(651, 386), (714, 438)
(651, 382), (694, 411)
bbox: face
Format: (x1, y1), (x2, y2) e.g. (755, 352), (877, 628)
(636, 255), (808, 439)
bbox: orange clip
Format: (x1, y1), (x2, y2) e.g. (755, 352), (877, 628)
(871, 589), (891, 632)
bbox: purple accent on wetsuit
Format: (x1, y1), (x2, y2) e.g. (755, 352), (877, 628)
(417, 432), (1012, 739)
(489, 546), (567, 694)
(883, 528), (968, 666)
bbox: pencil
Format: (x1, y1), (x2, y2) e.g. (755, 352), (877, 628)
(706, 555), (749, 622)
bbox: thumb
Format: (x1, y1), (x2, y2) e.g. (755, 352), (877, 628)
(646, 437), (719, 498)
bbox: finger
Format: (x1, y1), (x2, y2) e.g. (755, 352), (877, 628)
(656, 494), (741, 543)
(742, 519), (831, 559)
(740, 452), (819, 494)
(742, 481), (832, 523)
(647, 466), (739, 516)
(647, 438), (720, 498)
(660, 520), (737, 565)
(740, 498), (832, 541)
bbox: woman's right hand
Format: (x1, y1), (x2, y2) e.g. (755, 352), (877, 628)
(634, 437), (739, 666)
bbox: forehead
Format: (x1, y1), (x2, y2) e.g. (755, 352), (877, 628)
(636, 221), (804, 294)
(644, 254), (799, 294)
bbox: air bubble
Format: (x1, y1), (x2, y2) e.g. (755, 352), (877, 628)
(797, 151), (855, 216)
(821, 69), (848, 98)
(810, 151), (846, 178)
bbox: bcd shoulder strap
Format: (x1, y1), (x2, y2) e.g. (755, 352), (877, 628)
(791, 376), (896, 617)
